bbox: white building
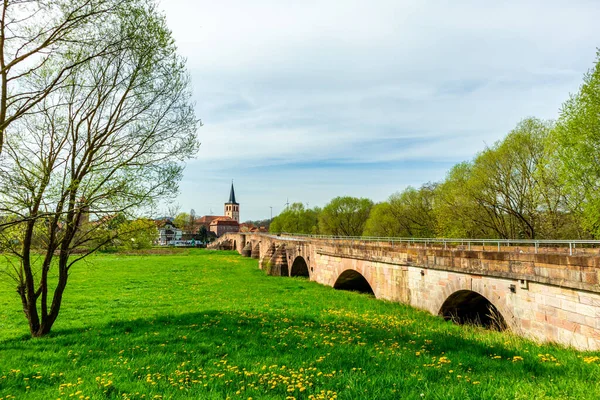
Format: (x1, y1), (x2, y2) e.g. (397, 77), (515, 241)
(157, 220), (182, 245)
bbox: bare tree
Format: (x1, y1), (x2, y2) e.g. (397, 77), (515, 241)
(0, 0), (139, 153)
(166, 204), (182, 221)
(0, 1), (199, 337)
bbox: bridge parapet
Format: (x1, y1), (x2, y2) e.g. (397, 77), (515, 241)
(280, 233), (600, 256)
(313, 241), (600, 293)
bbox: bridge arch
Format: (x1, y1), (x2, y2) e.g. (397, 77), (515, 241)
(333, 269), (375, 295)
(241, 241), (252, 257)
(438, 290), (509, 331)
(290, 256), (309, 277)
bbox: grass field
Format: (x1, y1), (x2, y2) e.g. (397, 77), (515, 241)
(1, 249), (599, 399)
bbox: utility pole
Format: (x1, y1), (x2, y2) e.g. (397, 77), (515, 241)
(284, 198), (289, 209)
(270, 206), (273, 220)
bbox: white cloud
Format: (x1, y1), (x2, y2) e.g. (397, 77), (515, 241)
(158, 0), (600, 220)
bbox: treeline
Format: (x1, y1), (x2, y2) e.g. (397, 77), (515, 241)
(270, 51), (600, 240)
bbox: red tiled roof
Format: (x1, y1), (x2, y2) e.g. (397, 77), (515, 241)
(210, 217), (238, 226)
(196, 215), (225, 224)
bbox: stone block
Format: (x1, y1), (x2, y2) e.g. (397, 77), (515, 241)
(565, 311), (587, 325)
(560, 299), (578, 313)
(544, 324), (558, 341)
(579, 294), (600, 306)
(537, 304), (558, 316)
(544, 296), (561, 309)
(580, 325), (600, 339)
(575, 303), (598, 318)
(558, 318), (580, 333)
(535, 311), (546, 322)
(582, 272), (599, 285)
(570, 333), (590, 349)
(588, 338), (600, 351)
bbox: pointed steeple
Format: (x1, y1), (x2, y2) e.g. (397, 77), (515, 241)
(228, 181), (237, 204)
(224, 180), (240, 223)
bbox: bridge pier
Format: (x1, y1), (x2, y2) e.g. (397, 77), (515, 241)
(251, 243), (260, 259)
(241, 242), (252, 257)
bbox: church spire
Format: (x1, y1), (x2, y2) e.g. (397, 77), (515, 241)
(224, 180), (240, 222)
(228, 181), (237, 204)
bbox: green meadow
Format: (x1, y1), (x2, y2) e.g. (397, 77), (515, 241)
(1, 249), (599, 400)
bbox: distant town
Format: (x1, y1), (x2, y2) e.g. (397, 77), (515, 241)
(157, 183), (267, 246)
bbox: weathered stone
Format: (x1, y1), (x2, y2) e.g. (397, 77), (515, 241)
(213, 232), (600, 351)
(241, 242), (252, 257)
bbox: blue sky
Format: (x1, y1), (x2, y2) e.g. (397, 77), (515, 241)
(160, 0), (600, 221)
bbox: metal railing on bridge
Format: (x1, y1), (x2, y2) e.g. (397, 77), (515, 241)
(259, 233), (600, 256)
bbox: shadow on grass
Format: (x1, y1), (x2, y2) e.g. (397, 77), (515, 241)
(1, 307), (572, 382)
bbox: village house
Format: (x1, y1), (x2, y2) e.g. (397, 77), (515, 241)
(185, 182), (241, 238)
(156, 182), (241, 244)
(157, 220), (183, 245)
(209, 217), (239, 236)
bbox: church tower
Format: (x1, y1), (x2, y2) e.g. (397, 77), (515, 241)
(224, 182), (239, 222)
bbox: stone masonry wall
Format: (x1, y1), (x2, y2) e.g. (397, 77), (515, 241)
(214, 233), (600, 350)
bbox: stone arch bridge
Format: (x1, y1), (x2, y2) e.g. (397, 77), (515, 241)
(210, 233), (600, 350)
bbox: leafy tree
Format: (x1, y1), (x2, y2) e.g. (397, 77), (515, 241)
(468, 118), (566, 239)
(198, 225), (209, 243)
(553, 50), (600, 237)
(173, 210), (199, 233)
(433, 162), (488, 238)
(536, 130), (587, 239)
(364, 184), (436, 237)
(0, 1), (199, 337)
(362, 202), (398, 237)
(467, 119), (544, 238)
(117, 219), (158, 250)
(319, 196), (373, 236)
(269, 203), (320, 234)
(433, 118), (581, 240)
(174, 212), (191, 231)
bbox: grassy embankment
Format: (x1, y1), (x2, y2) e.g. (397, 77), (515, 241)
(1, 249), (599, 399)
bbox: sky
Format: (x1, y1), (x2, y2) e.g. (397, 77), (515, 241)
(159, 0), (600, 221)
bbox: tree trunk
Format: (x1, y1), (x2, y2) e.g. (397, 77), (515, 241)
(27, 261), (68, 337)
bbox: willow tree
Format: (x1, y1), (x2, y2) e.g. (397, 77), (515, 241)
(0, 1), (199, 337)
